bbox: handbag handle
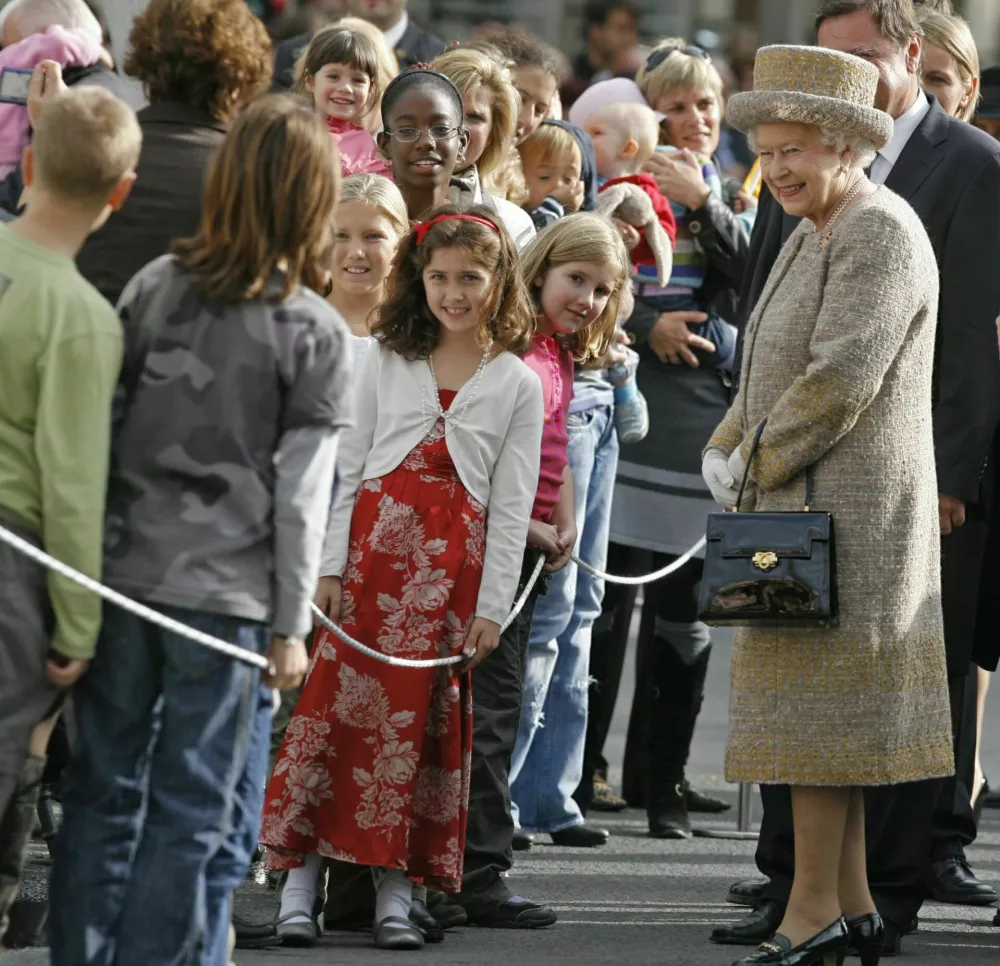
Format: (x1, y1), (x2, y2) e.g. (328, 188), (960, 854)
(735, 419), (814, 512)
(735, 420), (767, 512)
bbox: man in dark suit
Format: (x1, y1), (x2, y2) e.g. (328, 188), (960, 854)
(713, 0), (1000, 955)
(271, 0), (446, 91)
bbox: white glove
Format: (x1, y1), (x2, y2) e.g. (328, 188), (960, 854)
(727, 447), (748, 493)
(702, 448), (740, 508)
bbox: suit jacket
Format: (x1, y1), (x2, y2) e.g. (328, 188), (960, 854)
(272, 17), (446, 91)
(736, 96), (1000, 507)
(76, 101), (227, 306)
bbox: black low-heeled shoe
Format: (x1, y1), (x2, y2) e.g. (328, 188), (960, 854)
(731, 916), (849, 966)
(846, 913), (884, 966)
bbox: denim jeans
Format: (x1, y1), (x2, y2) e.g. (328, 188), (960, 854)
(50, 604), (268, 966)
(510, 403), (618, 833)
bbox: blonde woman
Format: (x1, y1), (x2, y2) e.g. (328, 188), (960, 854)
(330, 173), (408, 340)
(433, 45), (536, 248)
(916, 7), (980, 122)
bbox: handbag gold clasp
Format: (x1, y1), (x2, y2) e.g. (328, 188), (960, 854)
(752, 551), (779, 571)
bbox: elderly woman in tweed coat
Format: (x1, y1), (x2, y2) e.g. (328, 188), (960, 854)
(701, 46), (953, 966)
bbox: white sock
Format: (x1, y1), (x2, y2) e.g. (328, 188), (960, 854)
(279, 853), (323, 925)
(374, 868), (413, 924)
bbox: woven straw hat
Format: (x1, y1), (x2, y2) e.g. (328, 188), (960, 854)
(727, 45), (893, 150)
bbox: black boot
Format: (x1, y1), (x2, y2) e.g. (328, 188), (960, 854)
(0, 755), (47, 944)
(643, 634), (711, 838)
(648, 775), (691, 839)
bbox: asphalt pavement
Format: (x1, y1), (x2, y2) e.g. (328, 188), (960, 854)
(9, 628), (1000, 965)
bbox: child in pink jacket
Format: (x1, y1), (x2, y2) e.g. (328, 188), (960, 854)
(0, 25), (104, 177)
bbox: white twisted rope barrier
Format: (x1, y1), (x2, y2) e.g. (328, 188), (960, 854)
(0, 522), (272, 672)
(0, 521), (706, 672)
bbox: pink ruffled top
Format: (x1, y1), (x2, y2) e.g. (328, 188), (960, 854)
(326, 117), (393, 179)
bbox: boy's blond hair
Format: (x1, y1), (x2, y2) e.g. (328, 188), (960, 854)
(590, 102), (660, 169)
(518, 122), (581, 176)
(32, 87), (141, 207)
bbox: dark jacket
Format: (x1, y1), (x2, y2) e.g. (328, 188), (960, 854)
(76, 101), (227, 306)
(272, 16), (446, 91)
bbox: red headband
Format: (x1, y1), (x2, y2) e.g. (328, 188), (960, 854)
(413, 213), (499, 246)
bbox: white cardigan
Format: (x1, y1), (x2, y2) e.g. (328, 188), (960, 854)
(322, 342), (544, 625)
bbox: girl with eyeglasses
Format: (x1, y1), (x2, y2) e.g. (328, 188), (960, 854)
(377, 67), (470, 221)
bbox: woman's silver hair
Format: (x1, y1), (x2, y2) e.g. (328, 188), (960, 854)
(748, 125), (877, 169)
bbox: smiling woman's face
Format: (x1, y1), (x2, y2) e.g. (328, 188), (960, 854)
(379, 86), (468, 200)
(654, 84), (721, 157)
(756, 121), (848, 225)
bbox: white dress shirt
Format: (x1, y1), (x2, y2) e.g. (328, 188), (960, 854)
(382, 10), (409, 51)
(869, 93), (931, 185)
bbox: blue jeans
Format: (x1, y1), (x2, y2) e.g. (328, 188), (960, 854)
(510, 403), (618, 832)
(49, 605), (269, 966)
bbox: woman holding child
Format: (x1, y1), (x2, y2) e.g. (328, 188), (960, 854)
(578, 40), (755, 838)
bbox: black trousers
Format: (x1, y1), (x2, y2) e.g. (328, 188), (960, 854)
(576, 543), (709, 813)
(460, 552), (542, 901)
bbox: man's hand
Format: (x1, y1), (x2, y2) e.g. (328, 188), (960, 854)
(648, 310), (714, 366)
(45, 652), (88, 689)
(313, 576), (342, 623)
(28, 60), (68, 128)
(939, 493), (967, 536)
(264, 635), (309, 690)
(461, 617), (500, 672)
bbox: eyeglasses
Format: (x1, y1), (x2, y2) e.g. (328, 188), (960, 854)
(644, 44), (711, 73)
(384, 125), (461, 143)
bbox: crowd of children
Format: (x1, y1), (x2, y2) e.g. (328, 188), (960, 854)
(0, 10), (761, 962)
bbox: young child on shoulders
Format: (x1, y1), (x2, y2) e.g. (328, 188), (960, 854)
(0, 66), (139, 941)
(50, 94), (352, 966)
(519, 119), (596, 229)
(261, 205), (543, 950)
(297, 25), (393, 178)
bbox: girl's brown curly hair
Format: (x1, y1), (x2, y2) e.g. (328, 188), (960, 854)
(372, 204), (534, 360)
(125, 0), (272, 123)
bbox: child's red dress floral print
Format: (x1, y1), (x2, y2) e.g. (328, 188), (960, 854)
(261, 393), (481, 891)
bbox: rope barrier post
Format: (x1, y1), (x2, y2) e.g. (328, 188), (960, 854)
(737, 781), (754, 832)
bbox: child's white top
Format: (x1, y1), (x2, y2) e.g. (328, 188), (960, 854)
(322, 341), (544, 625)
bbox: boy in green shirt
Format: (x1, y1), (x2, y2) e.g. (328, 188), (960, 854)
(0, 62), (140, 937)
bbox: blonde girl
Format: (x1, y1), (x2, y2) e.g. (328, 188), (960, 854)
(295, 25), (393, 177)
(330, 173), (408, 340)
(508, 213), (632, 846)
(917, 8), (980, 123)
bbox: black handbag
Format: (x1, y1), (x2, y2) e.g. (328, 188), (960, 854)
(697, 420), (838, 627)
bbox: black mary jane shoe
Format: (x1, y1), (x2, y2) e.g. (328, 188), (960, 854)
(731, 917), (849, 966)
(845, 913), (884, 966)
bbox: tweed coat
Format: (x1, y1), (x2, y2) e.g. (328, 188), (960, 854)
(709, 187), (953, 787)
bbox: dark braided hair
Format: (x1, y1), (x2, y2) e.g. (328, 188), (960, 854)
(380, 66), (466, 129)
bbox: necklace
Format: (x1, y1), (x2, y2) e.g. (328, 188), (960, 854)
(814, 177), (866, 248)
(421, 337), (494, 440)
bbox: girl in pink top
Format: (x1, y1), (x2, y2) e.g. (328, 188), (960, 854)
(0, 26), (104, 177)
(519, 213), (631, 573)
(296, 26), (393, 179)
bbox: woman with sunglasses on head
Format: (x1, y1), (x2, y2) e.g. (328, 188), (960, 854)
(577, 39), (755, 836)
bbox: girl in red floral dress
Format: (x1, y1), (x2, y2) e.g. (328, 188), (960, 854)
(260, 205), (543, 950)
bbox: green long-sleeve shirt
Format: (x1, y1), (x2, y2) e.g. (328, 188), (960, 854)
(0, 226), (122, 659)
